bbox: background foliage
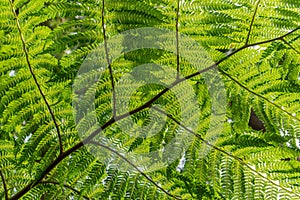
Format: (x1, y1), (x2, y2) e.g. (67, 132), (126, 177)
(0, 0), (300, 199)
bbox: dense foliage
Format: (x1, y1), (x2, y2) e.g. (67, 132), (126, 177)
(0, 0), (299, 199)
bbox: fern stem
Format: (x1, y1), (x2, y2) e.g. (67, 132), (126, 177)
(81, 25), (300, 152)
(39, 181), (90, 199)
(9, 141), (84, 200)
(281, 38), (300, 55)
(245, 0), (261, 45)
(10, 25), (300, 200)
(11, 117), (114, 200)
(8, 0), (64, 155)
(218, 68), (300, 123)
(151, 106), (245, 162)
(102, 0), (117, 117)
(151, 106), (300, 198)
(247, 26), (300, 47)
(175, 0), (180, 80)
(88, 141), (182, 199)
(183, 27), (300, 81)
(0, 169), (8, 200)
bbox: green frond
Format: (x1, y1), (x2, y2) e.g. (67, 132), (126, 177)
(1, 0), (300, 199)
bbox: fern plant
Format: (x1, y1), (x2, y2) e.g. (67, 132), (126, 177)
(0, 0), (300, 199)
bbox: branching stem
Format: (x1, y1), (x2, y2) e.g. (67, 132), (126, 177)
(9, 18), (300, 200)
(151, 106), (299, 197)
(218, 68), (300, 123)
(89, 141), (182, 199)
(281, 38), (300, 55)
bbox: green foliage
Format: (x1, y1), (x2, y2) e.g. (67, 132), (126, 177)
(0, 0), (300, 199)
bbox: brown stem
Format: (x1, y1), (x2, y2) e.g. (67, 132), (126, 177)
(151, 106), (300, 197)
(88, 141), (181, 199)
(10, 25), (300, 200)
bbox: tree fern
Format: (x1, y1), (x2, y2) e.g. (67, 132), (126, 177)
(0, 0), (300, 199)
